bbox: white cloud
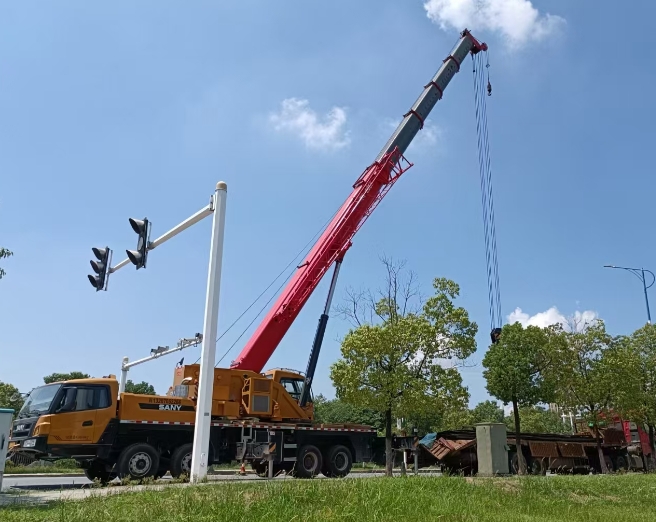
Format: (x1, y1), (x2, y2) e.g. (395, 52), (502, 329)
(508, 306), (599, 332)
(269, 98), (351, 151)
(423, 0), (566, 49)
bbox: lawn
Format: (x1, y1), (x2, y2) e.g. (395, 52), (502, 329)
(3, 474), (656, 521)
(4, 460), (81, 475)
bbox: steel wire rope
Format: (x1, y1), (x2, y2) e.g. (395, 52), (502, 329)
(472, 50), (501, 331)
(190, 206), (341, 365)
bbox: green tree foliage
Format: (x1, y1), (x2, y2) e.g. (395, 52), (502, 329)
(552, 319), (614, 473)
(330, 257), (477, 475)
(604, 324), (656, 451)
(0, 381), (24, 414)
(313, 394), (384, 431)
(0, 247), (13, 280)
(471, 400), (504, 424)
(43, 372), (90, 384)
(124, 380), (157, 395)
(504, 405), (569, 434)
(482, 321), (561, 474)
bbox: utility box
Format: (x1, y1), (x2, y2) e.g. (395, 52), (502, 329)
(0, 408), (15, 492)
(475, 422), (509, 476)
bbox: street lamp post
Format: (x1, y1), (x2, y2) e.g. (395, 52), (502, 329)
(603, 264), (655, 324)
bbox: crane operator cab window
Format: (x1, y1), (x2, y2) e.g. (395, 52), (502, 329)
(279, 378), (311, 403)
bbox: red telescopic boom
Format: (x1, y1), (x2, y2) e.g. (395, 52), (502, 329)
(231, 29), (487, 373)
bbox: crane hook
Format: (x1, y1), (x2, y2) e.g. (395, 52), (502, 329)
(487, 80), (492, 96)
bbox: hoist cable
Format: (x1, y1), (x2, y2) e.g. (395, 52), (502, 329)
(472, 50), (501, 332)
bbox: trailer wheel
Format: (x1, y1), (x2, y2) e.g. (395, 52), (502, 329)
(323, 445), (353, 478)
(530, 458), (546, 476)
(117, 443), (160, 481)
(170, 443), (193, 479)
(295, 444), (323, 478)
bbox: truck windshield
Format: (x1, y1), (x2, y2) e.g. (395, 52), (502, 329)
(17, 384), (62, 418)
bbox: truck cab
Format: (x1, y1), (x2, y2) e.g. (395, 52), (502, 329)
(9, 378), (119, 461)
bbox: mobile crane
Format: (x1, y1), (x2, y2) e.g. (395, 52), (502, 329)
(8, 29), (488, 482)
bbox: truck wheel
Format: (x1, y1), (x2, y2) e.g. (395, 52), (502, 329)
(613, 455), (628, 471)
(323, 445), (353, 478)
(295, 444), (323, 478)
(84, 460), (112, 484)
(170, 443), (193, 478)
(117, 443), (160, 481)
(252, 462), (268, 477)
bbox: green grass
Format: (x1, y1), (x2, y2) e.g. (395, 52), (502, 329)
(4, 459), (81, 475)
(4, 474), (656, 521)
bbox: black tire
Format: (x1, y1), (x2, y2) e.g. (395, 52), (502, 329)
(613, 454), (628, 471)
(295, 444), (322, 478)
(117, 443), (160, 481)
(83, 460), (113, 484)
(170, 443), (193, 479)
(530, 458), (546, 476)
(509, 452), (519, 474)
(252, 462), (269, 478)
(323, 445), (353, 478)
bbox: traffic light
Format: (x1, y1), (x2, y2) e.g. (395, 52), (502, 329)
(490, 327), (502, 344)
(88, 247), (111, 291)
(126, 217), (149, 269)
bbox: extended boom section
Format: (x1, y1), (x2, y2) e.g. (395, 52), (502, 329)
(231, 29), (487, 373)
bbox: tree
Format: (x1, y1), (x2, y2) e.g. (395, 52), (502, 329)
(313, 394), (384, 431)
(482, 321), (561, 474)
(0, 381), (24, 414)
(43, 372), (90, 384)
(552, 319), (614, 473)
(330, 257), (477, 476)
(504, 405), (569, 434)
(605, 324), (656, 453)
(471, 400), (504, 424)
(0, 247), (13, 280)
(124, 380), (157, 395)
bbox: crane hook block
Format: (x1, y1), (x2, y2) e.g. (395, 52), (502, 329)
(490, 327), (502, 344)
(487, 81), (492, 96)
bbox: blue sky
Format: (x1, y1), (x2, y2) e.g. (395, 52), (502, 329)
(2, 0), (655, 409)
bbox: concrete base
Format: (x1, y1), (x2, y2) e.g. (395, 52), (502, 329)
(475, 423), (509, 476)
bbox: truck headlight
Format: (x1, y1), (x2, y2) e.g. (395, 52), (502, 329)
(23, 438), (36, 448)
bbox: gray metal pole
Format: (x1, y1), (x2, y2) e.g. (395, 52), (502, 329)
(642, 268), (652, 324)
(190, 182), (228, 483)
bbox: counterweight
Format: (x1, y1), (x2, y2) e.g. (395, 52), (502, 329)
(231, 29), (488, 373)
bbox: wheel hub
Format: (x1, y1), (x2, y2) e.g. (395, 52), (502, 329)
(128, 452), (152, 476)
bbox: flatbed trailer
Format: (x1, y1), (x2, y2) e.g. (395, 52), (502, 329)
(413, 425), (655, 475)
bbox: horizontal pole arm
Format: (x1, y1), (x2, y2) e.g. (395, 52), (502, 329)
(109, 203), (214, 274)
(122, 335), (203, 370)
(149, 205), (213, 250)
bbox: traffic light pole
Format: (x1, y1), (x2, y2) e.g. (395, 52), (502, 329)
(109, 203), (216, 276)
(190, 181), (228, 484)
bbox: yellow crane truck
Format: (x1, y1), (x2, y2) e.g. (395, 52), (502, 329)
(9, 365), (377, 482)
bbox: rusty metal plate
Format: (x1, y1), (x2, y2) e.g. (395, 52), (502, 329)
(425, 438), (475, 461)
(602, 428), (625, 446)
(528, 441), (559, 458)
(557, 442), (586, 458)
